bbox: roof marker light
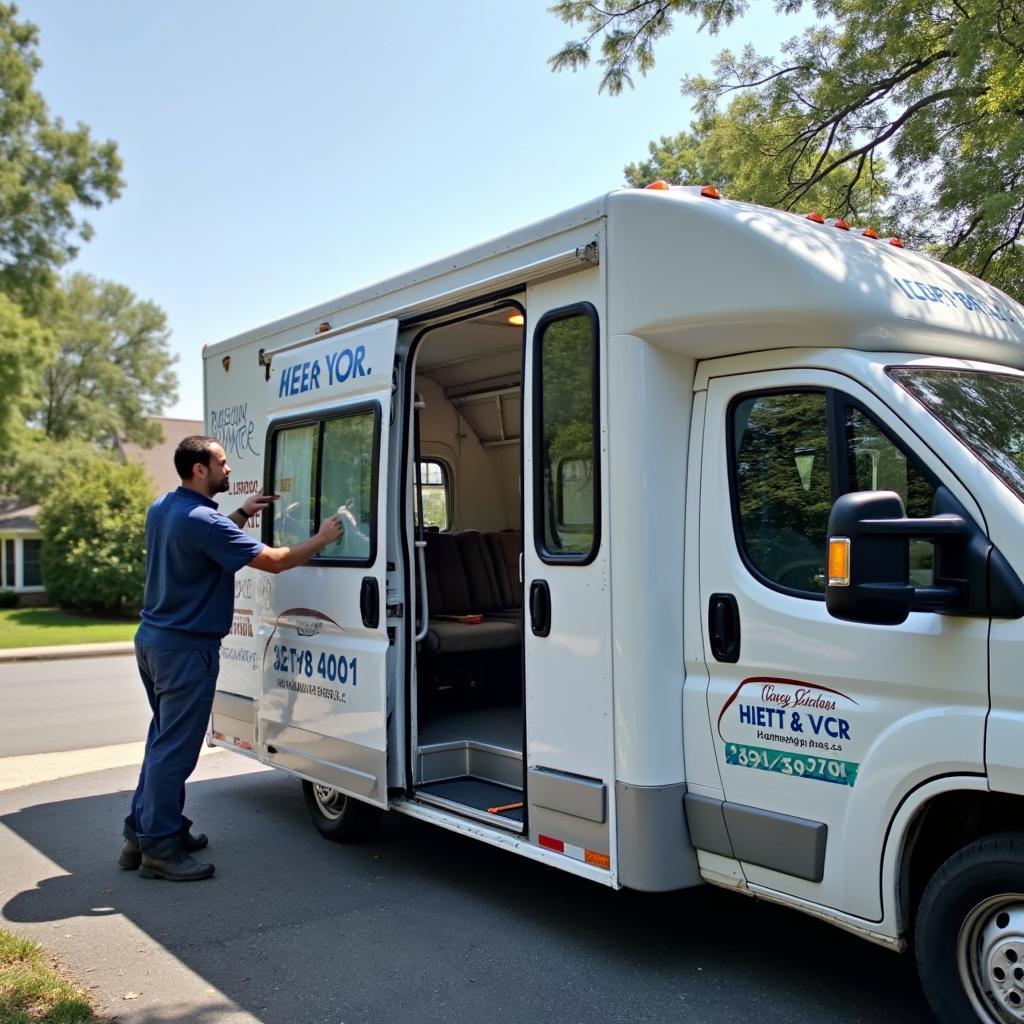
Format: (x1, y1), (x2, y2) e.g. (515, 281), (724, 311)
(862, 227), (879, 239)
(700, 185), (722, 199)
(890, 237), (906, 248)
(645, 180), (671, 191)
(317, 322), (331, 333)
(806, 212), (825, 224)
(834, 218), (851, 231)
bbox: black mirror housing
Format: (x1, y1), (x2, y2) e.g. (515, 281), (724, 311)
(825, 485), (1024, 626)
(826, 491), (914, 625)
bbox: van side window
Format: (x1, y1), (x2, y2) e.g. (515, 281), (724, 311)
(415, 459), (451, 531)
(732, 391), (831, 594)
(271, 424), (319, 547)
(844, 405), (936, 586)
(267, 405), (380, 566)
(318, 411), (378, 563)
(534, 306), (600, 563)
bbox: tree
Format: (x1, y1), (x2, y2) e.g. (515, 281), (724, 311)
(36, 273), (177, 446)
(0, 424), (113, 504)
(550, 0), (1024, 299)
(0, 3), (123, 312)
(0, 293), (51, 453)
(38, 459), (152, 613)
(623, 105), (891, 224)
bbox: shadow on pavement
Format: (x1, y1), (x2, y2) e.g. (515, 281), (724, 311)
(2, 769), (934, 1024)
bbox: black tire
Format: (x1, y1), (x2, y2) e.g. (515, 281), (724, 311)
(301, 780), (383, 843)
(915, 833), (1024, 1024)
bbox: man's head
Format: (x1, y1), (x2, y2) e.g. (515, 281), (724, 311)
(174, 436), (231, 497)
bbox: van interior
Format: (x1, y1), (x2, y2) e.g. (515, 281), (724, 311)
(410, 303), (526, 831)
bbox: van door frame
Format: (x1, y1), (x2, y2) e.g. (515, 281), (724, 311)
(398, 294), (529, 808)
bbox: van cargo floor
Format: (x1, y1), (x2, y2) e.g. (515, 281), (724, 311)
(417, 777), (523, 824)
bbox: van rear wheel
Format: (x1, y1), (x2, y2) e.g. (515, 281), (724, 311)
(302, 780), (383, 842)
(915, 833), (1024, 1024)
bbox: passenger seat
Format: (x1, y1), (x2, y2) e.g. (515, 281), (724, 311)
(422, 532), (520, 654)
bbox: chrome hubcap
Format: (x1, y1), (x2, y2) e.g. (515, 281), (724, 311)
(958, 896), (1024, 1023)
(313, 784), (346, 820)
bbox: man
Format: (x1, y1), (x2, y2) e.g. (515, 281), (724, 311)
(121, 435), (342, 881)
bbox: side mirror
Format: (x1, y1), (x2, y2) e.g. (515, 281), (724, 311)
(825, 486), (1024, 626)
(825, 491), (915, 625)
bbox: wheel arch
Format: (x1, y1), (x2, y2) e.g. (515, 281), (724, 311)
(888, 779), (1024, 934)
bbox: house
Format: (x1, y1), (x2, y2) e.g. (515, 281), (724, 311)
(0, 498), (44, 600)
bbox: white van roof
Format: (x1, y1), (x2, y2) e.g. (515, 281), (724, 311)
(205, 188), (1024, 368)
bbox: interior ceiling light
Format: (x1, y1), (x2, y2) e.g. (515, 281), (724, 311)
(507, 312), (525, 327)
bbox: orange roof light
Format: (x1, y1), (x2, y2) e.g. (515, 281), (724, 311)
(806, 212), (825, 224)
(700, 185), (722, 199)
(645, 180), (671, 191)
(317, 322), (331, 334)
(834, 219), (851, 230)
(890, 237), (906, 248)
(862, 227), (879, 239)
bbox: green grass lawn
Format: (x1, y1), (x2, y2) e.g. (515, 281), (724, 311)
(0, 928), (98, 1023)
(0, 608), (137, 649)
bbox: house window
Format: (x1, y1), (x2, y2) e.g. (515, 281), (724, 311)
(22, 539), (43, 588)
(3, 539), (13, 588)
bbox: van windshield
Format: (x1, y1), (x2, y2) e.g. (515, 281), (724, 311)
(888, 367), (1024, 502)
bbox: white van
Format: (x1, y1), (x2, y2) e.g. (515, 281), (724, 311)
(203, 185), (1024, 1024)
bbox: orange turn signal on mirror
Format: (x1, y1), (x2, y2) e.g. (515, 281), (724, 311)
(828, 538), (851, 587)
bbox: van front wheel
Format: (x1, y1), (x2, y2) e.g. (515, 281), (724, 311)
(915, 834), (1024, 1024)
(302, 780), (383, 842)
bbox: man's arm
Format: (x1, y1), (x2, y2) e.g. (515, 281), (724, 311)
(229, 491), (278, 528)
(248, 515), (344, 574)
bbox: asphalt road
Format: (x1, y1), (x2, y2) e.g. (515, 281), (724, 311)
(0, 655), (939, 1024)
(1, 760), (936, 1024)
(0, 654), (148, 756)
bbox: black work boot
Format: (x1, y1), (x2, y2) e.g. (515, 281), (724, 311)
(137, 839), (215, 882)
(119, 820), (210, 871)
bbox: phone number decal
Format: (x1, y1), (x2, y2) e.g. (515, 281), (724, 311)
(271, 644), (358, 685)
(725, 743), (859, 787)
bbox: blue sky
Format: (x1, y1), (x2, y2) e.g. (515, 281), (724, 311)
(24, 1), (811, 419)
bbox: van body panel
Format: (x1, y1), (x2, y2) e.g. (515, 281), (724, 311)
(523, 264), (617, 872)
(256, 319), (399, 809)
(698, 364), (989, 921)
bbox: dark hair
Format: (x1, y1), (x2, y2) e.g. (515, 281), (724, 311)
(174, 436), (219, 479)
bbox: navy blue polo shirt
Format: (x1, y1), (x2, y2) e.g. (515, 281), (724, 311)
(135, 487), (265, 650)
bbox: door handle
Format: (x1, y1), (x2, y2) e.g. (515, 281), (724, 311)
(360, 576), (380, 629)
(529, 579), (551, 637)
(708, 593), (740, 663)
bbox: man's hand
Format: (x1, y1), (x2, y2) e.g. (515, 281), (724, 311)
(240, 492), (279, 519)
(317, 514), (344, 545)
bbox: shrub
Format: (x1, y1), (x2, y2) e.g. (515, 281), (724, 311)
(38, 459), (154, 614)
(0, 589), (18, 608)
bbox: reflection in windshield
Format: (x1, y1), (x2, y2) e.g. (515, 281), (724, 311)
(889, 368), (1024, 501)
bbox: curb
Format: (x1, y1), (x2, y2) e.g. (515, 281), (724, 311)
(0, 641), (136, 664)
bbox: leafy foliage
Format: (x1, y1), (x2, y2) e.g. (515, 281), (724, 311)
(37, 273), (177, 445)
(551, 0), (1024, 299)
(38, 459), (153, 613)
(0, 3), (123, 312)
(0, 424), (116, 504)
(0, 292), (51, 453)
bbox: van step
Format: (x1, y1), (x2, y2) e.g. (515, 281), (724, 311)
(417, 777), (524, 832)
(417, 740), (521, 787)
